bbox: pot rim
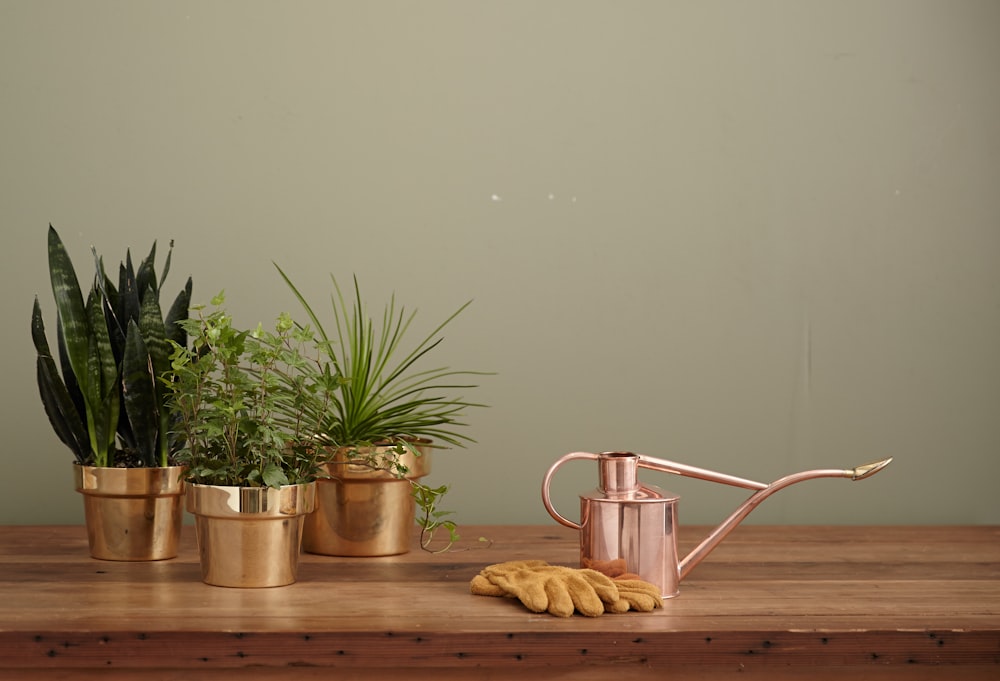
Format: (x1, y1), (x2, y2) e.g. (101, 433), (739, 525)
(186, 481), (316, 518)
(321, 441), (433, 481)
(72, 463), (187, 497)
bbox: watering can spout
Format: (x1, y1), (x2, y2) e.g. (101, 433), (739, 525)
(852, 457), (893, 480)
(673, 456), (894, 580)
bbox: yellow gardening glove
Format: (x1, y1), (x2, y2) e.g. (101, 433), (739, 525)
(472, 561), (626, 617)
(613, 577), (663, 612)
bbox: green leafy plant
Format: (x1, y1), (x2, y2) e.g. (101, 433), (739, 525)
(32, 225), (191, 468)
(166, 293), (333, 488)
(274, 264), (490, 549)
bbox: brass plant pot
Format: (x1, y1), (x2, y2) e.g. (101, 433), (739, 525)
(186, 482), (316, 588)
(303, 442), (432, 557)
(73, 464), (186, 561)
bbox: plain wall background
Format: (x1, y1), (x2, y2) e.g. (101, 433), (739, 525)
(2, 1), (998, 528)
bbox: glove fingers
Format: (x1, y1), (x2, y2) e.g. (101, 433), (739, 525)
(543, 580), (577, 617)
(574, 568), (630, 612)
(470, 574), (507, 598)
(615, 579), (664, 612)
(560, 571), (609, 617)
(496, 566), (604, 617)
(476, 561), (555, 612)
(620, 592), (660, 612)
(488, 571), (552, 614)
(577, 568), (624, 605)
(617, 578), (663, 601)
(606, 599), (631, 614)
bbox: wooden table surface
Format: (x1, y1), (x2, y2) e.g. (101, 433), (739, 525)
(0, 524), (997, 680)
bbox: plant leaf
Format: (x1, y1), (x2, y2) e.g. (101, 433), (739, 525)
(164, 277), (192, 348)
(262, 463), (289, 488)
(88, 287), (121, 465)
(140, 292), (173, 465)
(136, 241), (157, 303)
(55, 314), (86, 435)
(36, 359), (89, 462)
(122, 320), (158, 467)
(32, 298), (89, 462)
(47, 226), (91, 403)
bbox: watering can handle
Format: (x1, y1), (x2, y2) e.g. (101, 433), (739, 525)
(541, 451), (600, 530)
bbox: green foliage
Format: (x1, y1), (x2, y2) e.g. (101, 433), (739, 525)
(412, 481), (459, 552)
(166, 293), (332, 488)
(32, 225), (191, 467)
(274, 264), (489, 449)
(274, 264), (491, 548)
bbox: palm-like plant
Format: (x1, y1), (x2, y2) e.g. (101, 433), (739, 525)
(32, 225), (191, 468)
(274, 264), (488, 456)
(275, 264), (490, 549)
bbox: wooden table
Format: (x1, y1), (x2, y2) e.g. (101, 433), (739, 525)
(0, 525), (997, 680)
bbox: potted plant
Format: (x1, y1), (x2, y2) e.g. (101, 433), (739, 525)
(275, 265), (489, 556)
(32, 225), (191, 561)
(166, 293), (332, 587)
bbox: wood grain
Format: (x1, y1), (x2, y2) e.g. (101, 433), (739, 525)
(0, 524), (997, 679)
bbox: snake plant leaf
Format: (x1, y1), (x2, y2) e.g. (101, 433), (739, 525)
(85, 287), (119, 466)
(48, 225), (117, 465)
(37, 359), (89, 462)
(139, 292), (172, 465)
(122, 320), (158, 467)
(164, 277), (192, 348)
(138, 292), (169, 384)
(117, 257), (141, 342)
(31, 296), (54, 367)
(47, 226), (91, 401)
(110, 259), (139, 448)
(90, 250), (126, 365)
(159, 241), (173, 293)
(32, 298), (89, 462)
(98, 276), (131, 456)
(135, 242), (157, 304)
(55, 315), (86, 430)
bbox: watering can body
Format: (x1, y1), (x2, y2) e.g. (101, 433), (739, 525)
(579, 478), (682, 597)
(542, 451), (892, 598)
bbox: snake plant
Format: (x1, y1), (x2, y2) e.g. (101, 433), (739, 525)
(32, 225), (191, 468)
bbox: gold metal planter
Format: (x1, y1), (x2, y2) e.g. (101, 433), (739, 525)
(73, 464), (186, 561)
(303, 442), (431, 556)
(186, 482), (316, 588)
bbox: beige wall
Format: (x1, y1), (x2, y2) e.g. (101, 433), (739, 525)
(1, 1), (998, 527)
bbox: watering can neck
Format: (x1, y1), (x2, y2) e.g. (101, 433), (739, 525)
(597, 452), (640, 495)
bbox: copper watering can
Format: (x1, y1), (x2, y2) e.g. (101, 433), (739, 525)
(541, 451), (892, 598)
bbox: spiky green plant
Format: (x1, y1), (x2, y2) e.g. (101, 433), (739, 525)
(274, 264), (491, 549)
(32, 225), (191, 468)
(274, 265), (489, 451)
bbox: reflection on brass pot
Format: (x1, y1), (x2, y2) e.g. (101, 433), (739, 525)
(73, 464), (185, 561)
(186, 483), (316, 588)
(303, 442), (431, 557)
